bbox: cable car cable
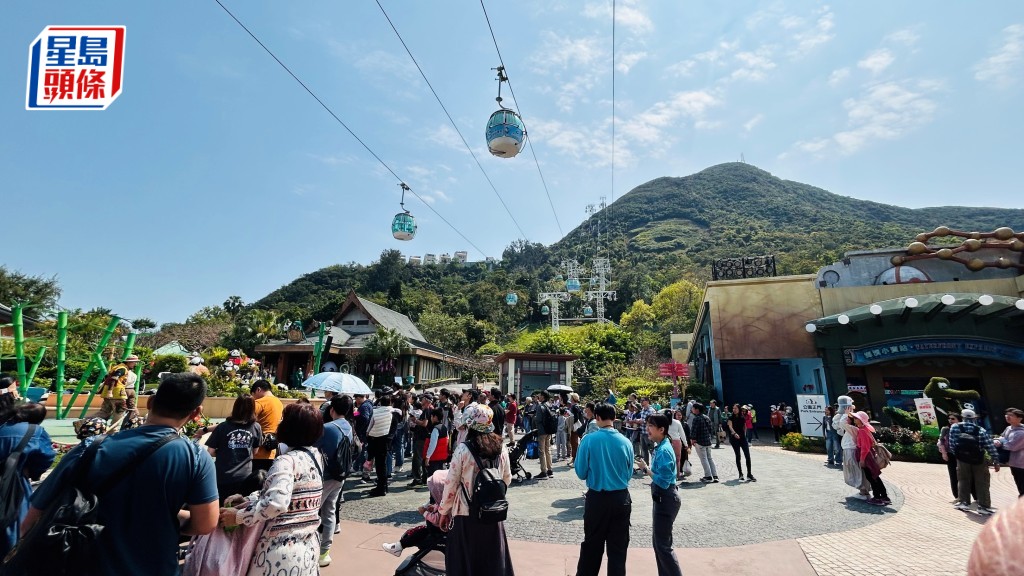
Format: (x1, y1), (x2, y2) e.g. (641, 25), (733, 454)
(374, 0), (529, 242)
(211, 0), (488, 258)
(478, 0), (564, 238)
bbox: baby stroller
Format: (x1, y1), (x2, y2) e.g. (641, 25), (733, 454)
(394, 526), (446, 576)
(508, 429), (538, 482)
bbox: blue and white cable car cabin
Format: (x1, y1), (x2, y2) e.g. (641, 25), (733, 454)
(486, 109), (524, 158)
(583, 305), (594, 317)
(392, 182), (416, 241)
(506, 292), (519, 306)
(566, 278), (582, 292)
(541, 305), (550, 316)
(485, 66), (525, 159)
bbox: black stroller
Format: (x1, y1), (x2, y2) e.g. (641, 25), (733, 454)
(508, 429), (538, 482)
(394, 525), (447, 576)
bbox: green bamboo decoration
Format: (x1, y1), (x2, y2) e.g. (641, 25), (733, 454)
(55, 311), (68, 419)
(78, 331), (134, 419)
(12, 304), (27, 395)
(60, 315), (120, 419)
(313, 322), (326, 374)
(25, 346), (47, 389)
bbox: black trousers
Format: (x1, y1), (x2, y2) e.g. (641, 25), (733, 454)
(577, 489), (631, 576)
(861, 465), (888, 500)
(411, 438), (426, 482)
(369, 436), (390, 492)
(651, 484), (682, 576)
(730, 438), (752, 475)
(1012, 466), (1024, 497)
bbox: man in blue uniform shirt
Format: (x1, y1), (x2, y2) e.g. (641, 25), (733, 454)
(574, 402), (634, 576)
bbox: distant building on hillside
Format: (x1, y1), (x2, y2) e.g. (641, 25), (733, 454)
(424, 254), (437, 265)
(409, 256), (421, 266)
(454, 251), (468, 264)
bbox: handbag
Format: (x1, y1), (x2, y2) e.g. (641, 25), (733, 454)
(870, 444), (892, 470)
(682, 460), (693, 476)
(260, 433), (278, 451)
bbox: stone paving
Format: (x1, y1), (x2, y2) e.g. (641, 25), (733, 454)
(340, 439), (901, 548)
(786, 444), (1019, 576)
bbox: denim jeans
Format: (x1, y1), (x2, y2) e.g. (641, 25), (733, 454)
(825, 431), (841, 464)
(694, 444), (717, 478)
(389, 428), (406, 474)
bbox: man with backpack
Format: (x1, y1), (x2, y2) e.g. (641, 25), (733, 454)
(316, 395), (354, 568)
(21, 373), (218, 576)
(534, 391), (557, 478)
(948, 408), (1001, 515)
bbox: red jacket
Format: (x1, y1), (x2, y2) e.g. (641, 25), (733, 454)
(505, 402), (518, 425)
(424, 425), (449, 462)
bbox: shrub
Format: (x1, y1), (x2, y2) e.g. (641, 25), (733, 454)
(875, 426), (920, 445)
(780, 432), (826, 453)
(150, 355), (189, 379)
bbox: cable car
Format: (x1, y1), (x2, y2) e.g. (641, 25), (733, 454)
(583, 305), (594, 317)
(485, 66), (525, 159)
(392, 183), (416, 241)
(566, 278), (581, 292)
(541, 305), (550, 316)
(505, 292), (518, 306)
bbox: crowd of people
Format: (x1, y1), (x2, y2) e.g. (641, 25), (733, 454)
(2, 371), (1021, 576)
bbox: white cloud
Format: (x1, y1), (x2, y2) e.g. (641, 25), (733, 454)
(616, 51), (648, 74)
(665, 59), (695, 77)
(790, 6), (835, 55)
(784, 79), (941, 157)
(779, 16), (805, 30)
(429, 124), (468, 154)
(731, 47), (776, 81)
(743, 114), (764, 132)
(529, 118), (630, 168)
(694, 41), (740, 65)
(974, 24), (1024, 88)
(619, 91), (720, 144)
(307, 153), (356, 166)
(828, 68), (850, 86)
(532, 32), (604, 71)
(583, 0), (653, 34)
(885, 28), (921, 46)
(857, 49), (895, 75)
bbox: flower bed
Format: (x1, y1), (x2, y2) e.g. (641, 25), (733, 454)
(781, 427), (944, 464)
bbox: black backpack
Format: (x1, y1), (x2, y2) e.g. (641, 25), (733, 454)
(542, 406), (559, 435)
(955, 427), (985, 465)
(1, 433), (178, 576)
(0, 424), (38, 529)
(459, 448), (508, 524)
(326, 422), (353, 481)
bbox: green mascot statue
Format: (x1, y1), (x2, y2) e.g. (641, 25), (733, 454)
(883, 376), (980, 430)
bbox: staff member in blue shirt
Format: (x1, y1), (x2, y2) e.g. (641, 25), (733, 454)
(574, 402), (634, 576)
(637, 413), (683, 576)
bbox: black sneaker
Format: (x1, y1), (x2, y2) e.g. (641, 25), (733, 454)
(368, 488), (387, 498)
(747, 474), (756, 482)
(700, 476), (713, 483)
(546, 470), (554, 477)
(712, 476), (719, 483)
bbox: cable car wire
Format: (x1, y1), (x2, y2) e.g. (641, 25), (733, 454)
(211, 0), (489, 257)
(611, 0), (616, 205)
(374, 0), (530, 242)
(478, 0), (564, 238)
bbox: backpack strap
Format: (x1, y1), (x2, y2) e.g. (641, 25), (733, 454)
(94, 432), (179, 497)
(458, 444), (495, 506)
(8, 424), (38, 464)
(295, 447), (324, 479)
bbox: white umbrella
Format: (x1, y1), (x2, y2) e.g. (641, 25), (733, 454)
(547, 384), (573, 393)
(303, 372), (372, 396)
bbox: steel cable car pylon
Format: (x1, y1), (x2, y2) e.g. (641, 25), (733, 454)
(485, 66), (525, 158)
(392, 182), (417, 241)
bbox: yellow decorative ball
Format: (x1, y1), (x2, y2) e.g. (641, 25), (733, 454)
(934, 226), (951, 236)
(937, 248), (954, 260)
(997, 257), (1013, 268)
(908, 242), (929, 255)
(1011, 239), (1024, 252)
(963, 239), (983, 252)
(967, 258), (986, 271)
(891, 256), (905, 265)
(994, 227), (1015, 240)
(915, 233), (930, 243)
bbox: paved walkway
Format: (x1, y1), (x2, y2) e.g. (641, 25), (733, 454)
(322, 443), (1013, 576)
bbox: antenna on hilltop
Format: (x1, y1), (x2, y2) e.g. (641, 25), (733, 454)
(740, 153), (746, 163)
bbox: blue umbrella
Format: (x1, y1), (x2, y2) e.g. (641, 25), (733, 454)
(302, 372), (372, 396)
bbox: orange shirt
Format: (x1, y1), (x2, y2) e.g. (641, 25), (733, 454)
(254, 394), (284, 460)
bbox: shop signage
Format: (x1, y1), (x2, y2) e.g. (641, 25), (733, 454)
(659, 362), (689, 378)
(796, 394), (827, 438)
(844, 338), (1024, 366)
(914, 397), (939, 431)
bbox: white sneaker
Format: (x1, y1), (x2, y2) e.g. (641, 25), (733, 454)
(954, 502), (972, 511)
(978, 506), (996, 516)
(382, 542), (402, 557)
(319, 552), (332, 567)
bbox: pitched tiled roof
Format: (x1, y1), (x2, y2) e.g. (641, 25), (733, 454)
(357, 297), (426, 342)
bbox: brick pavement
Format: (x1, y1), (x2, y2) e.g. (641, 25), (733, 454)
(765, 445), (1019, 576)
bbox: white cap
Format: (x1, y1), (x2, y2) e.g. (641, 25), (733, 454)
(961, 409), (977, 419)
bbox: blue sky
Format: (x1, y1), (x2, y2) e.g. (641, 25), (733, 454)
(3, 1), (1023, 325)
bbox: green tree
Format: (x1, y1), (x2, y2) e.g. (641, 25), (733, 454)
(0, 266), (61, 312)
(364, 327), (409, 384)
(131, 317), (158, 331)
(223, 295), (246, 319)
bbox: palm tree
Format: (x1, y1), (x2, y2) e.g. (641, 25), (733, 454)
(244, 309), (283, 345)
(223, 295), (246, 319)
(364, 327), (409, 383)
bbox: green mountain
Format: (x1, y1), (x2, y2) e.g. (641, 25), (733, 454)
(252, 162), (1024, 340)
(552, 162), (1024, 280)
